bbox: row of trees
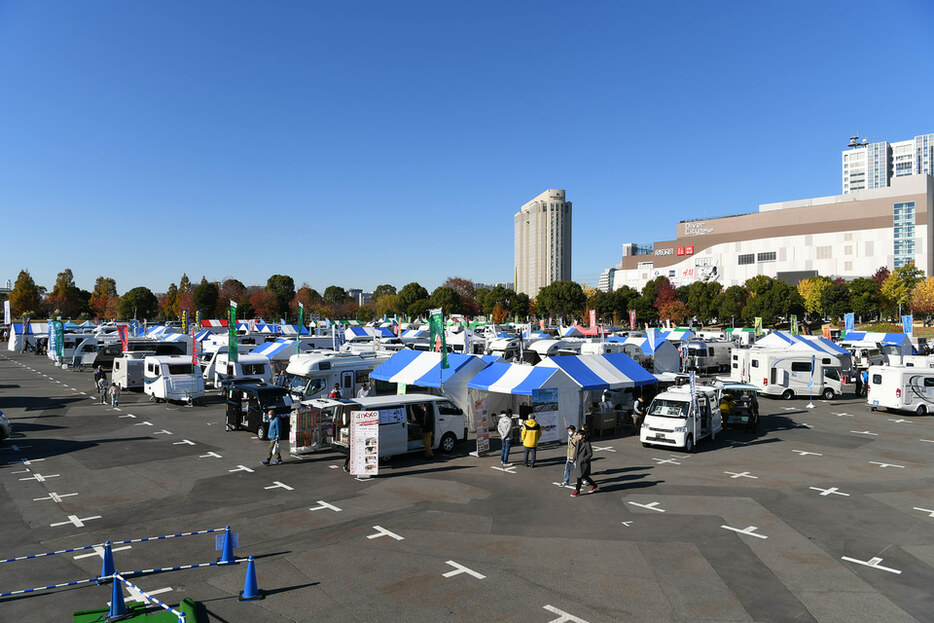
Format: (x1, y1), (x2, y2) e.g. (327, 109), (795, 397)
(6, 264), (933, 327)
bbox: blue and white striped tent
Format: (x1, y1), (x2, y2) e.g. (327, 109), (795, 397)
(842, 331), (914, 355)
(537, 352), (657, 390)
(252, 338), (298, 361)
(194, 329), (214, 342)
(146, 325), (175, 337)
(756, 331), (850, 357)
(277, 324), (311, 335)
(647, 328), (694, 344)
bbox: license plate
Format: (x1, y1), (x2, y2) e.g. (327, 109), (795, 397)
(655, 433), (666, 439)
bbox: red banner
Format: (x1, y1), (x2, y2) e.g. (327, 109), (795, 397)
(628, 310), (636, 331)
(191, 324), (197, 365)
(116, 324), (129, 352)
(589, 309), (596, 328)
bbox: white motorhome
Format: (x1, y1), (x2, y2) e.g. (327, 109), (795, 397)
(683, 340), (731, 373)
(112, 352), (151, 390)
(640, 384), (722, 452)
(210, 353), (273, 389)
(199, 344), (255, 386)
(886, 354), (934, 368)
(868, 365), (934, 415)
(331, 393), (468, 459)
(528, 339), (580, 361)
(487, 337), (521, 362)
(286, 350), (390, 401)
(143, 355), (205, 403)
(735, 348), (848, 400)
(839, 341), (885, 369)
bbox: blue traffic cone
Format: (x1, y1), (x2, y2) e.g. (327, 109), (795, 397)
(238, 555), (265, 601)
(218, 525), (236, 564)
(106, 576), (132, 621)
(99, 541), (115, 584)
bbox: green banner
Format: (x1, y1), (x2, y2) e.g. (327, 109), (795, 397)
(428, 308), (449, 369)
(51, 320), (64, 358)
(754, 317), (763, 336)
(228, 301), (238, 363)
(791, 315), (798, 335)
(297, 302), (304, 355)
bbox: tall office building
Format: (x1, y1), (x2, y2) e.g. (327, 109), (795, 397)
(514, 189), (572, 298)
(843, 132), (934, 193)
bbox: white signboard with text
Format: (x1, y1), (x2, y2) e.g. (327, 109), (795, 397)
(349, 410), (379, 477)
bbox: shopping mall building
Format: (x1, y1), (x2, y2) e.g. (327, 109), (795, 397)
(600, 174), (934, 292)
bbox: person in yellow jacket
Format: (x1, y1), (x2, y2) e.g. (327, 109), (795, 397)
(520, 414), (542, 468)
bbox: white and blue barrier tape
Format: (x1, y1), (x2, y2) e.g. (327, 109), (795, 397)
(114, 573), (186, 623)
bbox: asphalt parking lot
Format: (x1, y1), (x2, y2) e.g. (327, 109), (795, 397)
(1, 350), (933, 623)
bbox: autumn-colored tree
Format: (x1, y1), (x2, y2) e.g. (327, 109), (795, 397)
(491, 303), (508, 324)
(871, 266), (890, 289)
(909, 277), (934, 323)
(658, 299), (691, 325)
(375, 294), (400, 319)
(797, 276), (831, 319)
(48, 268), (83, 318)
(881, 264), (925, 318)
(249, 290), (279, 319)
(88, 276), (118, 320)
(159, 283), (178, 320)
(9, 269), (42, 316)
(290, 284), (323, 319)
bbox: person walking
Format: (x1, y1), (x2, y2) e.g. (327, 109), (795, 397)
(861, 369), (869, 397)
(560, 425), (578, 487)
(570, 429), (597, 497)
(108, 381), (120, 407)
(93, 365), (106, 388)
(632, 395), (646, 433)
(262, 409), (283, 465)
(855, 370), (863, 397)
(356, 383), (371, 398)
(520, 413), (542, 468)
(97, 377), (109, 405)
(497, 411), (513, 466)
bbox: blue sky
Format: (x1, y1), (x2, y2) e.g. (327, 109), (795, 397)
(1, 1), (932, 295)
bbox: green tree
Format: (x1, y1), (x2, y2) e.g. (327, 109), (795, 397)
(820, 282), (851, 322)
(9, 269), (42, 316)
(266, 274), (296, 319)
(443, 277), (478, 316)
(118, 287), (158, 320)
(797, 276), (831, 320)
(535, 281), (586, 321)
(375, 294), (400, 319)
(178, 273), (191, 294)
(473, 288), (490, 315)
(482, 286), (516, 317)
(881, 264), (925, 318)
(742, 276), (804, 327)
(685, 281), (722, 325)
(397, 282), (429, 315)
(193, 277), (219, 316)
(372, 284), (397, 301)
(407, 299), (431, 319)
(429, 286), (462, 316)
(48, 268), (83, 318)
(849, 277), (880, 322)
(323, 285), (349, 307)
(713, 285), (746, 324)
(160, 282), (178, 320)
(513, 292), (530, 319)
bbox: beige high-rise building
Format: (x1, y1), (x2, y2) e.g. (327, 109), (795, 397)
(514, 189), (572, 298)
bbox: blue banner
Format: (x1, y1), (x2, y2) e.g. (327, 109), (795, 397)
(902, 314), (913, 336)
(844, 312), (854, 334)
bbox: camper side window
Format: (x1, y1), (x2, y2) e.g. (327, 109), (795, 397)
(821, 358), (831, 365)
(871, 375), (882, 384)
(751, 360), (759, 368)
(924, 378), (934, 388)
(790, 362), (812, 372)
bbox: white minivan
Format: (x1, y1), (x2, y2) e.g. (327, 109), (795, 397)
(332, 394), (468, 458)
(640, 384), (721, 452)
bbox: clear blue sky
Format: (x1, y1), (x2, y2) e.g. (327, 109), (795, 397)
(2, 1), (932, 296)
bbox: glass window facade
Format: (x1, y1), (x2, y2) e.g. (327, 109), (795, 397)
(894, 201), (916, 268)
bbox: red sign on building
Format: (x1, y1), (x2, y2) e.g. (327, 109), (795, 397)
(685, 246), (694, 255)
(676, 247), (684, 256)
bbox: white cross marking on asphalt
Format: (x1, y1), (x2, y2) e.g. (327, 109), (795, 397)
(309, 500), (342, 512)
(50, 514), (101, 528)
(543, 604), (590, 623)
(797, 423), (813, 429)
(793, 449), (823, 456)
(8, 457), (44, 466)
(74, 544), (131, 560)
(920, 439), (934, 444)
(592, 445), (615, 452)
(229, 465), (255, 473)
(628, 501), (665, 512)
(442, 560), (485, 579)
(782, 407), (797, 411)
(869, 461), (905, 469)
(490, 465), (517, 473)
(367, 526), (404, 540)
(913, 506), (934, 517)
(112, 407), (120, 411)
(118, 414), (136, 419)
(841, 556), (901, 575)
(724, 471), (758, 479)
(653, 457), (681, 465)
(721, 525), (768, 539)
(831, 412), (853, 417)
(134, 421), (153, 426)
(887, 418), (908, 423)
(809, 486), (850, 497)
(620, 521), (633, 527)
(19, 473), (59, 482)
(173, 439), (195, 445)
(126, 585), (173, 603)
(264, 481), (293, 491)
(33, 492), (79, 503)
(153, 429), (172, 435)
(850, 430), (878, 436)
(199, 451), (222, 459)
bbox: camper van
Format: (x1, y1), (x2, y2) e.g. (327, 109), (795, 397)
(868, 365), (934, 415)
(112, 352), (150, 390)
(143, 355), (205, 403)
(210, 352), (273, 389)
(640, 384), (721, 452)
(225, 381), (293, 439)
(683, 340), (731, 373)
(286, 350), (389, 401)
(738, 349), (848, 400)
(487, 337), (521, 362)
(887, 354), (934, 368)
(331, 393), (468, 458)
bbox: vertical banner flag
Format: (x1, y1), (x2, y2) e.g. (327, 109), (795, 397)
(754, 317), (763, 336)
(50, 320), (64, 359)
(589, 309), (596, 328)
(464, 328), (472, 356)
(349, 410), (380, 477)
(791, 315), (798, 335)
(540, 318), (545, 331)
(428, 308), (448, 369)
(331, 325), (338, 351)
(116, 324), (129, 352)
(629, 309), (637, 331)
(297, 302), (304, 355)
(808, 354), (816, 388)
(3, 300), (9, 325)
(474, 398), (490, 455)
(191, 322), (197, 365)
(844, 312), (854, 335)
(688, 371), (697, 443)
(195, 309), (202, 329)
(181, 309), (189, 335)
(228, 300), (239, 364)
(902, 314), (913, 336)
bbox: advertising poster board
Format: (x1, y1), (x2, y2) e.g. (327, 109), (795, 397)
(349, 410), (379, 477)
(290, 404), (332, 455)
(531, 387), (560, 444)
(474, 398), (490, 454)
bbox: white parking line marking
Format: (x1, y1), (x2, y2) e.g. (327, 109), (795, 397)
(793, 449), (823, 456)
(724, 471), (757, 479)
(913, 507), (934, 518)
(721, 525), (768, 539)
(850, 430), (878, 436)
(620, 521), (633, 528)
(653, 457), (681, 465)
(8, 457), (44, 466)
(367, 526), (404, 540)
(782, 407), (797, 411)
(869, 461), (905, 469)
(887, 419), (908, 424)
(19, 473), (59, 482)
(841, 556), (901, 574)
(831, 412), (853, 417)
(153, 429), (173, 435)
(134, 421), (153, 426)
(309, 500), (342, 512)
(628, 501), (665, 512)
(592, 445), (615, 452)
(173, 439), (195, 446)
(921, 439), (934, 444)
(34, 492), (79, 503)
(490, 465), (517, 473)
(442, 560), (485, 579)
(810, 486), (849, 497)
(50, 514), (101, 528)
(229, 465), (255, 473)
(544, 604), (590, 623)
(199, 451), (222, 459)
(126, 584), (172, 603)
(264, 481), (293, 491)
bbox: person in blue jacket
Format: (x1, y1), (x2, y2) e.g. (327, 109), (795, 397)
(262, 409), (283, 465)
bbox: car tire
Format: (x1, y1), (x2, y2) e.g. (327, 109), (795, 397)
(822, 388), (835, 400)
(917, 404), (927, 416)
(782, 389), (794, 400)
(256, 424), (267, 441)
(684, 435), (694, 453)
(641, 442), (650, 448)
(440, 432), (457, 454)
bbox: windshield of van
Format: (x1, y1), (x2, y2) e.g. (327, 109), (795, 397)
(167, 364), (194, 375)
(648, 399), (688, 418)
(257, 390), (292, 410)
(290, 376), (326, 397)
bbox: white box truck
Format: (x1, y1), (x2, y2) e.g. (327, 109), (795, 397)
(640, 384), (721, 452)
